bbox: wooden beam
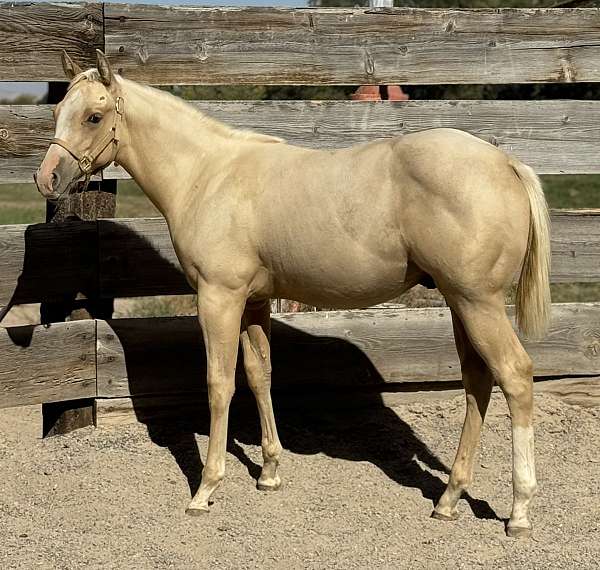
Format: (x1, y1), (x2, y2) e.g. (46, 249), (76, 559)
(5, 99), (600, 182)
(98, 210), (600, 297)
(98, 217), (191, 298)
(551, 209), (600, 283)
(95, 303), (600, 401)
(0, 2), (103, 81)
(94, 377), (600, 427)
(105, 6), (600, 85)
(0, 320), (96, 409)
(40, 81), (117, 437)
(1, 209), (599, 311)
(0, 221), (97, 313)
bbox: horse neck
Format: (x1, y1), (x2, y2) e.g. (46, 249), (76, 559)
(114, 78), (232, 221)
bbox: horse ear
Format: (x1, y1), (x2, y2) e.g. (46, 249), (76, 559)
(61, 50), (82, 80)
(96, 49), (114, 86)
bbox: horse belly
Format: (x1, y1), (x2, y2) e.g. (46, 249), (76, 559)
(270, 249), (410, 309)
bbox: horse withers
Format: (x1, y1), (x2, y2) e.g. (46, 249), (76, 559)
(35, 50), (551, 538)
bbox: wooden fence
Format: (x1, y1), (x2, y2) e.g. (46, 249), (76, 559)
(1, 3), (600, 426)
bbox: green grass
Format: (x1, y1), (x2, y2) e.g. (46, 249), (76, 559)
(0, 184), (46, 225)
(0, 181), (159, 225)
(541, 175), (600, 209)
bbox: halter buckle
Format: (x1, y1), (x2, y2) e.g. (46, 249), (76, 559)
(115, 96), (124, 115)
(79, 155), (93, 173)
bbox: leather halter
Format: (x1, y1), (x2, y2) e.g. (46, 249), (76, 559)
(51, 96), (124, 181)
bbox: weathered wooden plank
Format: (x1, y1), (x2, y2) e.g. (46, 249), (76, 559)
(1, 209), (599, 311)
(0, 221), (97, 314)
(5, 99), (600, 182)
(97, 209), (600, 299)
(0, 2), (103, 81)
(0, 320), (96, 409)
(94, 377), (600, 427)
(551, 209), (600, 283)
(534, 377), (600, 407)
(98, 218), (191, 298)
(96, 303), (600, 399)
(105, 6), (600, 85)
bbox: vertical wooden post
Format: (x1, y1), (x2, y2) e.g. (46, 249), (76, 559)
(41, 82), (117, 437)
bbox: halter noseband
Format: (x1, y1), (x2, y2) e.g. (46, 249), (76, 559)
(51, 96), (124, 183)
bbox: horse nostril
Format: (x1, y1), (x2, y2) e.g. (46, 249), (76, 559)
(51, 172), (60, 190)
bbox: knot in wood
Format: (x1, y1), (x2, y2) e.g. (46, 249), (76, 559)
(364, 50), (375, 76)
(137, 45), (149, 65)
(0, 128), (8, 140)
(195, 43), (209, 62)
(584, 339), (600, 360)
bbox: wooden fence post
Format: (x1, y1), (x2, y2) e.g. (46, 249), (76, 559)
(41, 82), (117, 437)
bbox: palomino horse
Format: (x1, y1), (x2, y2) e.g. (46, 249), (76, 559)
(35, 51), (551, 538)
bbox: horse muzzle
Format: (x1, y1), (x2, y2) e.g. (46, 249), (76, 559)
(35, 143), (81, 201)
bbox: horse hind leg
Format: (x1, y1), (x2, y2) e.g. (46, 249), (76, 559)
(432, 307), (494, 521)
(240, 302), (283, 491)
(440, 293), (537, 538)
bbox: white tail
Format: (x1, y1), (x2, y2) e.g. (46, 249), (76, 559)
(510, 158), (552, 340)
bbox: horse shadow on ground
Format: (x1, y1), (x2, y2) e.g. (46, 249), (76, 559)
(109, 317), (500, 522)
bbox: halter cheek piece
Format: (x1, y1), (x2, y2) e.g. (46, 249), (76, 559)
(51, 96), (124, 186)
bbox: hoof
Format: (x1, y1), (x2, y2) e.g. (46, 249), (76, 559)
(257, 479), (282, 492)
(185, 505), (210, 516)
(506, 525), (532, 539)
(431, 509), (459, 522)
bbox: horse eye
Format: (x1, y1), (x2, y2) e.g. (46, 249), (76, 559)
(87, 113), (102, 124)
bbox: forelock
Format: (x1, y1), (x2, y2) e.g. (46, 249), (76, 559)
(67, 69), (102, 92)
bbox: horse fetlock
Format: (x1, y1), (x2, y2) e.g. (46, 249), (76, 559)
(262, 439), (282, 461)
(202, 465), (226, 486)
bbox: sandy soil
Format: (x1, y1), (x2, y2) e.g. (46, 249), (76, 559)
(0, 391), (598, 569)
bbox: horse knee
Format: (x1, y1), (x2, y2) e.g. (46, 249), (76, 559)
(207, 379), (235, 413)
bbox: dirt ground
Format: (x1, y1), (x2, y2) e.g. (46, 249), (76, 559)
(0, 390), (598, 570)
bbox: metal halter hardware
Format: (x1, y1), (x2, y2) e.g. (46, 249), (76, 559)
(51, 96), (124, 185)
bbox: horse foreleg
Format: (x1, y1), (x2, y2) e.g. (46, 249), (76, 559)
(241, 301), (283, 491)
(186, 285), (246, 515)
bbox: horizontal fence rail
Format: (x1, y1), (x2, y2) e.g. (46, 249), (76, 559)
(2, 5), (600, 84)
(0, 211), (599, 311)
(105, 6), (600, 85)
(0, 320), (96, 409)
(0, 2), (103, 81)
(3, 99), (600, 182)
(2, 304), (600, 410)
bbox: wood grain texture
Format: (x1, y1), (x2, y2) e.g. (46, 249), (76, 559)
(0, 221), (97, 313)
(96, 210), (600, 299)
(0, 2), (103, 81)
(94, 377), (600, 427)
(0, 320), (96, 409)
(104, 6), (600, 85)
(1, 209), (598, 311)
(551, 209), (600, 282)
(5, 99), (600, 182)
(98, 218), (191, 298)
(96, 303), (600, 399)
